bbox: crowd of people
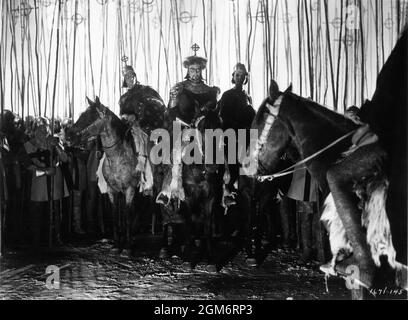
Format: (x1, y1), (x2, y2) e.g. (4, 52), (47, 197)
(0, 53), (364, 264)
(0, 112), (111, 250)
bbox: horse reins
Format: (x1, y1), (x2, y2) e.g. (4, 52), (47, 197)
(78, 116), (121, 150)
(256, 110), (358, 182)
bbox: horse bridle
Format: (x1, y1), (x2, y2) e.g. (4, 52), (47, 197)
(255, 95), (358, 182)
(174, 114), (218, 175)
(245, 95), (283, 174)
(78, 112), (121, 150)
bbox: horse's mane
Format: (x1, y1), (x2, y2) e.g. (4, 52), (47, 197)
(254, 99), (270, 125)
(254, 90), (356, 134)
(283, 92), (357, 132)
(103, 105), (128, 141)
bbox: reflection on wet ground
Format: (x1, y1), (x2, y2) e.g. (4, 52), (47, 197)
(0, 236), (350, 300)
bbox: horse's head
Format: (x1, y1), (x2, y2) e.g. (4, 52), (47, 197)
(244, 82), (358, 180)
(66, 96), (110, 146)
(243, 84), (294, 176)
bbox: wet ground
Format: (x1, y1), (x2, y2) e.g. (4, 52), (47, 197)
(0, 235), (350, 300)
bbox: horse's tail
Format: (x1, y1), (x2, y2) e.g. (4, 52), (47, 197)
(320, 193), (352, 259)
(362, 177), (396, 268)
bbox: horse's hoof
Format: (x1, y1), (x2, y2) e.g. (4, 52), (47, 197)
(143, 189), (153, 197)
(334, 256), (374, 289)
(319, 262), (337, 276)
(182, 261), (193, 271)
(112, 247), (123, 254)
(156, 193), (170, 206)
(159, 248), (169, 259)
(246, 257), (258, 267)
(223, 195), (237, 207)
(121, 249), (132, 257)
(206, 264), (218, 273)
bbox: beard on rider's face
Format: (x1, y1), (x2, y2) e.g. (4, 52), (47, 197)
(188, 64), (202, 83)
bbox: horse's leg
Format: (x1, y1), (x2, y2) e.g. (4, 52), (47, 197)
(122, 187), (135, 255)
(326, 143), (387, 289)
(158, 204), (171, 258)
(118, 195), (126, 251)
(159, 222), (170, 259)
(107, 190), (120, 250)
(204, 197), (217, 272)
(180, 201), (194, 265)
(238, 177), (258, 266)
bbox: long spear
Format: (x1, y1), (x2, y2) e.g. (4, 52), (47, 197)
(43, 1), (58, 116)
(98, 0), (105, 98)
(323, 0), (336, 109)
(70, 0), (78, 118)
(397, 0), (400, 34)
(304, 0), (313, 100)
(246, 0), (253, 96)
(297, 0), (303, 96)
(343, 0), (349, 111)
(334, 0), (344, 111)
(0, 0), (4, 258)
(49, 0), (62, 248)
(34, 0), (42, 115)
(359, 1), (365, 104)
(87, 0), (95, 97)
(8, 0), (22, 113)
(0, 0), (5, 110)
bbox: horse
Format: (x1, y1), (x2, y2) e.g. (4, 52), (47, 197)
(157, 90), (225, 270)
(244, 79), (407, 297)
(67, 97), (145, 254)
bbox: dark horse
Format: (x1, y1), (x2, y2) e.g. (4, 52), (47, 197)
(67, 97), (143, 254)
(245, 30), (408, 297)
(158, 90), (224, 269)
(245, 28), (408, 295)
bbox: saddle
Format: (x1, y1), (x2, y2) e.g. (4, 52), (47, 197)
(341, 124), (379, 158)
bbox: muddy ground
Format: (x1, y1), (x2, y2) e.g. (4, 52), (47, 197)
(0, 234), (354, 300)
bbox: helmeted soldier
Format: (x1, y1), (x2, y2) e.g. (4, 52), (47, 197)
(119, 64), (166, 195)
(218, 63), (255, 208)
(119, 65), (166, 134)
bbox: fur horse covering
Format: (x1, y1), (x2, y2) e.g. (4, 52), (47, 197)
(96, 153), (108, 194)
(320, 126), (398, 279)
(129, 124), (154, 194)
(321, 177), (395, 269)
(156, 140), (186, 205)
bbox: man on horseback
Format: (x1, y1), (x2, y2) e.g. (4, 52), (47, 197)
(119, 64), (166, 195)
(218, 63), (255, 207)
(324, 28), (408, 291)
(156, 53), (220, 205)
